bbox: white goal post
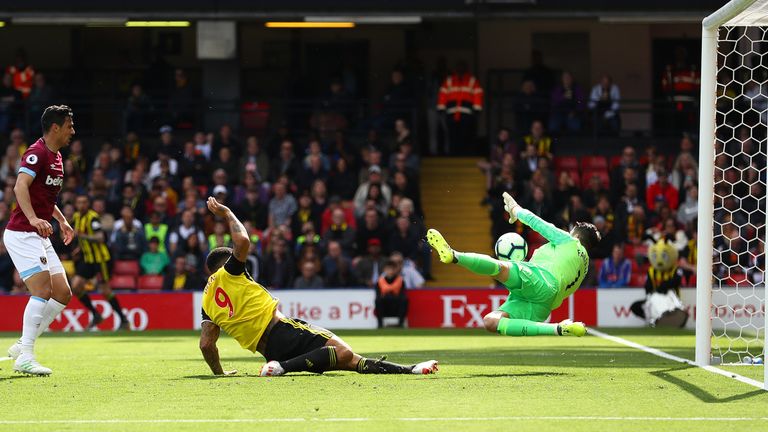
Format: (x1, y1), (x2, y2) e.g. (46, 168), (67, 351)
(696, 0), (768, 388)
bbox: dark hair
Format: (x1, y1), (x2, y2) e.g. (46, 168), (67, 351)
(206, 247), (233, 273)
(41, 105), (73, 133)
(571, 222), (601, 251)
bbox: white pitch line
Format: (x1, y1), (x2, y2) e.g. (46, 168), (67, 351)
(1, 416), (768, 425)
(589, 328), (764, 389)
(0, 356), (12, 362)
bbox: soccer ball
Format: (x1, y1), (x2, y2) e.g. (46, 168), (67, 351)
(494, 232), (528, 262)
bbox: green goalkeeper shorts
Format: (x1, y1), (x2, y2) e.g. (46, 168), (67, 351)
(498, 261), (558, 322)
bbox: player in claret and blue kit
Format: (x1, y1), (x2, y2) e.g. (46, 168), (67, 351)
(427, 192), (599, 338)
(5, 105), (76, 375)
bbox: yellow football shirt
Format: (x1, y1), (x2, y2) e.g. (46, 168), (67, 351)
(201, 259), (278, 353)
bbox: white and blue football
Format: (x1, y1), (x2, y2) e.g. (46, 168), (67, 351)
(494, 232), (528, 262)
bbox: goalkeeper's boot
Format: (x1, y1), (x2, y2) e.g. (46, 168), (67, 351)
(426, 229), (456, 264)
(259, 361), (285, 377)
(14, 354), (52, 376)
(558, 319), (587, 337)
(7, 339), (22, 360)
(412, 360), (439, 375)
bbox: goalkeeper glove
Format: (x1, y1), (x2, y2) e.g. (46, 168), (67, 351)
(502, 192), (521, 224)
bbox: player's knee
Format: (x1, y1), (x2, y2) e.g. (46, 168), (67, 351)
(483, 315), (499, 333)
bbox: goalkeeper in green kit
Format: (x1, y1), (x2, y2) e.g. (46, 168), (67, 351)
(427, 192), (599, 337)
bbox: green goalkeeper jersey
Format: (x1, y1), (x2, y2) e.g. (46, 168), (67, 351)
(517, 208), (590, 310)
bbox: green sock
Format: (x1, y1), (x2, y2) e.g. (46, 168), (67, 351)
(455, 252), (501, 277)
(497, 318), (559, 336)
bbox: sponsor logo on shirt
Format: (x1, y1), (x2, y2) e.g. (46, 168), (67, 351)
(45, 175), (63, 186)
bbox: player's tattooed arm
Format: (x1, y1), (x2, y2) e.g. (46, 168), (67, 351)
(200, 321), (236, 376)
(207, 196), (249, 262)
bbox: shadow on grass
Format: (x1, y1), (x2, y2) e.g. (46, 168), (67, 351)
(650, 366), (766, 403)
(172, 344), (696, 369)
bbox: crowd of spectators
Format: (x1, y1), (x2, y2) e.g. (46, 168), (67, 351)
(483, 122), (703, 288)
(0, 117), (428, 299)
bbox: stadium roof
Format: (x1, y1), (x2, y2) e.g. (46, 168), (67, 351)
(3, 0), (725, 21)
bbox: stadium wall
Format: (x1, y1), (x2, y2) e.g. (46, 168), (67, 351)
(0, 288), (759, 332)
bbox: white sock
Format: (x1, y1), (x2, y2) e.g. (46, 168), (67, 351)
(36, 299), (67, 337)
(20, 297), (47, 355)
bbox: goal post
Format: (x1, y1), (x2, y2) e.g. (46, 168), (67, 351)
(696, 0), (768, 388)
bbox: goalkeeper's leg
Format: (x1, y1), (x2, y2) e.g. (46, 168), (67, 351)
(426, 228), (510, 281)
(483, 309), (586, 337)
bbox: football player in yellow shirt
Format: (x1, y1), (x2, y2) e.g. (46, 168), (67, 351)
(199, 197), (438, 377)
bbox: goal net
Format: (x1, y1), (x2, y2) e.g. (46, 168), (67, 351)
(697, 0), (768, 382)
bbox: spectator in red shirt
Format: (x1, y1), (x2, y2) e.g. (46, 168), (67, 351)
(646, 167), (679, 210)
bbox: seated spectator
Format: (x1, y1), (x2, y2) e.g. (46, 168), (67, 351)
(358, 149), (389, 184)
(389, 216), (419, 261)
(193, 131), (212, 161)
(270, 139), (300, 182)
(356, 208), (388, 254)
(591, 215), (615, 259)
(168, 209), (205, 256)
(390, 251), (424, 289)
(353, 238), (387, 288)
(208, 220), (232, 251)
(163, 255), (206, 291)
(211, 146), (239, 177)
(389, 138), (420, 174)
(322, 208), (357, 257)
(153, 124), (182, 159)
(303, 138), (331, 171)
(374, 260), (408, 328)
(521, 120), (552, 159)
(177, 140), (207, 184)
(646, 168), (679, 211)
(235, 187), (268, 230)
(260, 238), (295, 288)
(525, 185), (552, 221)
(111, 206), (146, 260)
(516, 142), (539, 183)
(549, 71), (585, 134)
(582, 173), (609, 210)
(148, 148), (178, 183)
(295, 221), (321, 255)
(610, 146), (643, 200)
(27, 72), (53, 135)
(389, 170), (422, 216)
(598, 244), (632, 288)
(213, 123), (241, 159)
(353, 165), (392, 212)
(677, 185), (698, 226)
(0, 72), (21, 135)
(670, 151), (698, 193)
(310, 179), (329, 224)
(298, 154), (329, 193)
(293, 261), (324, 289)
(144, 211), (169, 253)
(268, 181), (297, 228)
(240, 136), (270, 182)
(123, 83), (154, 134)
(327, 158), (358, 201)
(140, 237), (170, 275)
(322, 240), (355, 287)
(588, 74), (621, 134)
(514, 79), (547, 133)
(167, 68), (195, 127)
(389, 118), (413, 156)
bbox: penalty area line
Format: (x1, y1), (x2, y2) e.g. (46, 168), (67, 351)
(588, 328), (764, 390)
(1, 417), (768, 424)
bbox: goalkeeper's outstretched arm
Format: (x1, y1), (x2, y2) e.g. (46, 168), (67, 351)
(502, 192), (574, 245)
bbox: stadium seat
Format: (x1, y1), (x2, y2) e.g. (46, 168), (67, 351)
(592, 259), (603, 274)
(110, 275), (136, 290)
(629, 272), (646, 287)
(137, 275), (164, 290)
(554, 156), (579, 171)
(241, 101), (271, 136)
(609, 155), (623, 169)
(113, 260), (140, 276)
(580, 155), (608, 171)
(581, 169), (610, 189)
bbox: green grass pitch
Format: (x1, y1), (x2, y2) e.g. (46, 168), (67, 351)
(0, 328), (766, 432)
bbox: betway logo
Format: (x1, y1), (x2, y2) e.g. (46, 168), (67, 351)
(45, 175), (63, 187)
(440, 295), (509, 328)
(53, 300), (148, 331)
